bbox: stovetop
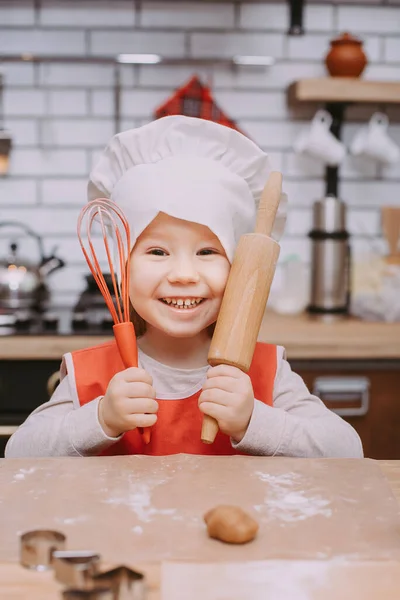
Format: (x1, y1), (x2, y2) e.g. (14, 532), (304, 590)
(0, 306), (114, 336)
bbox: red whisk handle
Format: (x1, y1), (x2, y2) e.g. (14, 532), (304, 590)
(113, 322), (138, 368)
(142, 428), (151, 444)
(112, 322), (151, 445)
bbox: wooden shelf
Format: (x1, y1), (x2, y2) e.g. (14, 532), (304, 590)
(288, 78), (400, 105)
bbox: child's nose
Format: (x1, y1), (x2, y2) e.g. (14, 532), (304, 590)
(167, 257), (200, 284)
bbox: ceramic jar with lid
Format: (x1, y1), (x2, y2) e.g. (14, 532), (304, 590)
(325, 32), (368, 77)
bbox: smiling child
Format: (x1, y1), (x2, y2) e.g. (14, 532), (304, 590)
(5, 116), (363, 459)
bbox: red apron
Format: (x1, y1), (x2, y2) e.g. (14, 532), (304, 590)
(70, 341), (276, 456)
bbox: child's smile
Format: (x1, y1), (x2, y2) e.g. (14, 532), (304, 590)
(159, 297), (205, 310)
(129, 212), (230, 341)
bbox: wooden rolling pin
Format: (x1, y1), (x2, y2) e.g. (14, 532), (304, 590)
(201, 171), (282, 444)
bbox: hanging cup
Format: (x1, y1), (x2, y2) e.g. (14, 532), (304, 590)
(350, 112), (400, 165)
(293, 110), (346, 167)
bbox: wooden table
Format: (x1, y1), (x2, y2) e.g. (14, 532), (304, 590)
(1, 456), (400, 599)
(379, 460), (400, 503)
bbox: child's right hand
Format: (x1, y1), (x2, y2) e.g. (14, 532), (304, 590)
(98, 368), (158, 438)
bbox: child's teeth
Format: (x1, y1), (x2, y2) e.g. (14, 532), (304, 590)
(162, 297), (203, 308)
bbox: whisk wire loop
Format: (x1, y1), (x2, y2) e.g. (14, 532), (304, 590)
(77, 199), (132, 325)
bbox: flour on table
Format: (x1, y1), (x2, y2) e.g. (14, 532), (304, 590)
(104, 476), (177, 523)
(253, 471), (332, 522)
(13, 467), (36, 481)
(132, 525), (143, 535)
(55, 515), (88, 526)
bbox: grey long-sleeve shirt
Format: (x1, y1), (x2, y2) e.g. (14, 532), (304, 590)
(5, 346), (363, 459)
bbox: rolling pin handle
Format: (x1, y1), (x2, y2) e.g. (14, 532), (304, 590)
(254, 171), (283, 237)
(201, 415), (219, 444)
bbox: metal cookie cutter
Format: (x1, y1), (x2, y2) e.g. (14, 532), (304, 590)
(93, 565), (145, 600)
(20, 529), (66, 571)
(62, 588), (114, 600)
(53, 550), (101, 589)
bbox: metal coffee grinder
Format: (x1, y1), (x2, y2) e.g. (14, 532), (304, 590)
(308, 194), (350, 320)
(307, 101), (351, 320)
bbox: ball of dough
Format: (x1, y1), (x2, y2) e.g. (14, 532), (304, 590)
(204, 505), (259, 544)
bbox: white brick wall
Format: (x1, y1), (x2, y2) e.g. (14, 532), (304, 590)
(213, 90), (288, 119)
(39, 0), (136, 27)
(89, 31), (186, 57)
(40, 179), (87, 206)
(239, 3), (289, 30)
(384, 37), (400, 62)
(241, 120), (304, 149)
(0, 30), (86, 55)
(9, 149), (87, 176)
(0, 207), (81, 234)
(141, 2), (235, 28)
(4, 90), (47, 117)
(337, 6), (400, 34)
(190, 32), (285, 57)
(138, 64), (211, 87)
(121, 89), (175, 117)
(0, 0), (399, 306)
(7, 119), (38, 146)
(38, 64), (115, 87)
(90, 91), (114, 117)
(40, 119), (114, 147)
(0, 63), (35, 86)
(0, 179), (38, 205)
(240, 3), (335, 31)
(0, 2), (35, 26)
(211, 62), (327, 89)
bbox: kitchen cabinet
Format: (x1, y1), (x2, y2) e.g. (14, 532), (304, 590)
(292, 359), (400, 460)
(0, 359), (60, 457)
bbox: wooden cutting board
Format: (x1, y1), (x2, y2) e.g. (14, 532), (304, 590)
(1, 456), (400, 566)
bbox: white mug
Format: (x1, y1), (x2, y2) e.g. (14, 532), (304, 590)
(350, 112), (400, 165)
(293, 110), (346, 167)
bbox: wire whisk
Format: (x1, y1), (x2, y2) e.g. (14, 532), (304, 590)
(77, 198), (151, 444)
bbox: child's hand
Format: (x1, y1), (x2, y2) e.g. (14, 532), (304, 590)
(198, 365), (255, 443)
(99, 368), (158, 438)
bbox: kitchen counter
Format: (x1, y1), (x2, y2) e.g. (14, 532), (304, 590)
(259, 312), (400, 360)
(1, 311), (400, 360)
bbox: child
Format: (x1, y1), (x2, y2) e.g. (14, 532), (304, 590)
(5, 116), (363, 459)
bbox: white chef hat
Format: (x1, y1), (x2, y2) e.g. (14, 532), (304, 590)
(88, 115), (286, 263)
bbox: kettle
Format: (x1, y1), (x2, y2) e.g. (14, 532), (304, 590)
(0, 221), (65, 312)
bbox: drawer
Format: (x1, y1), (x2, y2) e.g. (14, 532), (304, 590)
(291, 359), (400, 460)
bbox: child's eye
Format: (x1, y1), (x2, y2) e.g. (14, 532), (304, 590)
(148, 248), (167, 256)
(198, 248), (217, 256)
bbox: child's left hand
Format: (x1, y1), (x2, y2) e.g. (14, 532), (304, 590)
(198, 365), (255, 443)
